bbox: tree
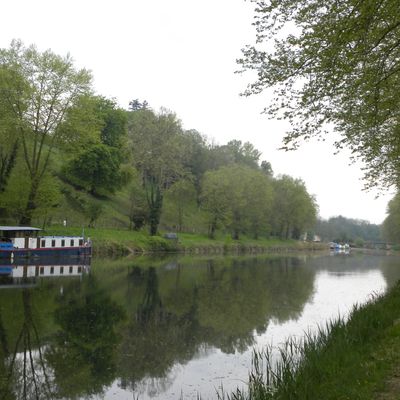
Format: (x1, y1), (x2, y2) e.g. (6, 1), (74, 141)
(315, 215), (381, 243)
(0, 166), (61, 225)
(127, 108), (187, 235)
(128, 170), (148, 230)
(207, 140), (262, 171)
(95, 97), (127, 148)
(0, 40), (92, 224)
(201, 165), (274, 239)
(164, 179), (197, 232)
(382, 193), (400, 243)
(240, 0), (400, 189)
(200, 168), (233, 238)
(63, 143), (124, 195)
(271, 175), (317, 239)
(180, 129), (210, 204)
(49, 276), (124, 398)
(128, 98), (148, 111)
(260, 160), (273, 177)
(60, 95), (129, 196)
(245, 169), (274, 238)
(0, 66), (22, 193)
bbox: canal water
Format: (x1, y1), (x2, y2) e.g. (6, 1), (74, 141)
(0, 252), (399, 399)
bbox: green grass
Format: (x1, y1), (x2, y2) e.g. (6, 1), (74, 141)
(221, 283), (400, 400)
(43, 226), (323, 255)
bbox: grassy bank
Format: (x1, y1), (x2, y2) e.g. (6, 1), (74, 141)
(224, 283), (400, 400)
(43, 226), (326, 256)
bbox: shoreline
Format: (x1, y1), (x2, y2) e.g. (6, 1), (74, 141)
(42, 226), (328, 257)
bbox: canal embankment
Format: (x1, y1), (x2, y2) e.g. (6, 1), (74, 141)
(44, 226), (327, 256)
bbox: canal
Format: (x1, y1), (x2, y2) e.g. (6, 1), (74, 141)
(0, 252), (399, 399)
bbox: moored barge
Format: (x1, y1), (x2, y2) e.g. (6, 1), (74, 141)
(0, 226), (91, 260)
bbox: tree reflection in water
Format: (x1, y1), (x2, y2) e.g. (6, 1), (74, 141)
(0, 255), (318, 399)
(117, 256), (316, 397)
(46, 275), (125, 399)
(119, 267), (205, 396)
(0, 289), (53, 400)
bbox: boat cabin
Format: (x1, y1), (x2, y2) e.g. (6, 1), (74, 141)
(0, 226), (87, 250)
(0, 226), (41, 240)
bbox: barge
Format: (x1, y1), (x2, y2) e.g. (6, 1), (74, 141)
(0, 226), (91, 260)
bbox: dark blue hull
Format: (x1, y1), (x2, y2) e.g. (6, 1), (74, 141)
(0, 246), (91, 260)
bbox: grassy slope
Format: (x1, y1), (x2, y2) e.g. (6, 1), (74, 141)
(44, 225), (324, 255)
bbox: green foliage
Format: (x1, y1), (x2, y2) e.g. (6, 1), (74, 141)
(0, 66), (23, 193)
(0, 41), (319, 237)
(0, 39), (92, 224)
(0, 164), (61, 224)
(49, 276), (125, 398)
(382, 193), (400, 243)
(201, 165), (274, 239)
(127, 108), (188, 235)
(60, 95), (129, 197)
(271, 175), (317, 239)
(316, 215), (381, 243)
(95, 96), (127, 148)
(240, 0), (400, 189)
(164, 179), (197, 231)
(128, 170), (148, 230)
(63, 143), (124, 195)
(201, 167), (234, 238)
(207, 140), (262, 171)
(84, 200), (104, 228)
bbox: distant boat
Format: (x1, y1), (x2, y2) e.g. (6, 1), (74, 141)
(0, 226), (91, 260)
(329, 241), (350, 252)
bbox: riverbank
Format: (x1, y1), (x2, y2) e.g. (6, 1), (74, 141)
(224, 282), (400, 400)
(43, 226), (327, 256)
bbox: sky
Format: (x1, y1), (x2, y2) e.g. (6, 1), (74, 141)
(0, 0), (394, 224)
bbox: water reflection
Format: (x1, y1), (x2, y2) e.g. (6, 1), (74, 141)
(0, 253), (399, 399)
(47, 274), (124, 399)
(0, 289), (52, 400)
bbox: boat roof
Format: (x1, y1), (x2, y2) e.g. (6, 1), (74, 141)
(0, 226), (42, 232)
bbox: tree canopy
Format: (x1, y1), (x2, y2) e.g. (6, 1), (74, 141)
(382, 194), (400, 243)
(127, 108), (187, 235)
(0, 40), (92, 223)
(239, 0), (400, 190)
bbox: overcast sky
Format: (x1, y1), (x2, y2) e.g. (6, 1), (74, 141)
(1, 0), (394, 224)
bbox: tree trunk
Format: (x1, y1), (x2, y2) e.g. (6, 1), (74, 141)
(0, 139), (19, 193)
(147, 183), (163, 236)
(208, 219), (217, 239)
(19, 178), (40, 225)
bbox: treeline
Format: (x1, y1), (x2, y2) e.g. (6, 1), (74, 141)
(0, 40), (317, 239)
(382, 194), (400, 243)
(314, 216), (381, 246)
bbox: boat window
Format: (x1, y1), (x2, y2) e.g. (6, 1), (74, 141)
(51, 239), (56, 247)
(79, 239), (83, 246)
(40, 267), (44, 275)
(60, 267), (64, 274)
(50, 267), (54, 274)
(61, 239), (65, 247)
(78, 266), (82, 273)
(69, 266), (73, 274)
(41, 239), (45, 247)
(71, 239), (74, 247)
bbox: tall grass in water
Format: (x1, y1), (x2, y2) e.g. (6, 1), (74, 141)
(219, 284), (400, 400)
